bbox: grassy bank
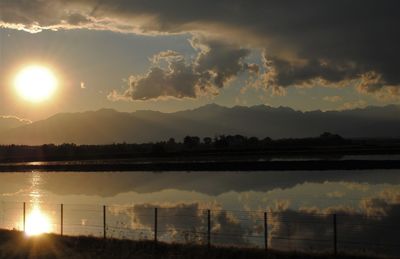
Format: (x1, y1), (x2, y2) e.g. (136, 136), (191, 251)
(0, 229), (381, 259)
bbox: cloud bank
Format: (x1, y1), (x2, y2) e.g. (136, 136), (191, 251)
(2, 0), (400, 98)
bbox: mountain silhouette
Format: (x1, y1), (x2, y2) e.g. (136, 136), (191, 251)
(0, 104), (400, 145)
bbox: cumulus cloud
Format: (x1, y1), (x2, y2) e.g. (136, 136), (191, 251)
(2, 0), (400, 95)
(108, 36), (256, 100)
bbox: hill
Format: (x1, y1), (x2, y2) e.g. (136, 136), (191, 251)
(0, 104), (400, 145)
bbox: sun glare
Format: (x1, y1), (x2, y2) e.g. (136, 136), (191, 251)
(25, 207), (52, 236)
(14, 66), (57, 103)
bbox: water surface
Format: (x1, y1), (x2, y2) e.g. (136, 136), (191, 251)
(0, 170), (398, 255)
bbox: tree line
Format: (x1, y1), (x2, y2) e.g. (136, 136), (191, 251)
(0, 132), (397, 163)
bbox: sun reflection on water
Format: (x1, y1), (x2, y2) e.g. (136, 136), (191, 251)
(25, 206), (52, 236)
(24, 172), (53, 236)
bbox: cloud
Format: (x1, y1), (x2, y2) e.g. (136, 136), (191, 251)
(110, 203), (247, 245)
(323, 96), (343, 103)
(191, 37), (253, 88)
(108, 36), (256, 100)
(0, 115), (31, 132)
(268, 193), (400, 255)
(0, 115), (31, 124)
(2, 0), (400, 95)
(337, 100), (367, 111)
(107, 193), (400, 255)
(355, 72), (400, 100)
(260, 55), (361, 90)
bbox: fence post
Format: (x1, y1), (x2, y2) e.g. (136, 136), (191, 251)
(23, 202), (26, 232)
(207, 209), (211, 248)
(103, 205), (106, 239)
(154, 207), (158, 244)
(264, 212), (268, 252)
(60, 204), (64, 236)
(333, 213), (337, 256)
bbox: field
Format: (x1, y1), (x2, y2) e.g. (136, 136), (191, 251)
(0, 229), (382, 259)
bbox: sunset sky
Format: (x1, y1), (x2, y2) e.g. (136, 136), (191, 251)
(1, 0), (399, 120)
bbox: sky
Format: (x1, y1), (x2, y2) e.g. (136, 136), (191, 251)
(0, 0), (400, 120)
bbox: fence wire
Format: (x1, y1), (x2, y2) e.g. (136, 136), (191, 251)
(0, 201), (398, 257)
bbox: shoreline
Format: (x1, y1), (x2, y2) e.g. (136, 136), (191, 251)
(0, 229), (380, 259)
(0, 160), (399, 172)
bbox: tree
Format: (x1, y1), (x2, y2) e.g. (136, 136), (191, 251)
(247, 137), (260, 146)
(203, 137), (212, 145)
(213, 135), (228, 148)
(152, 142), (166, 153)
(319, 132), (343, 140)
(183, 136), (200, 149)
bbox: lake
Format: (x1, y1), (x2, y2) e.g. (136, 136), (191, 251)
(0, 170), (399, 255)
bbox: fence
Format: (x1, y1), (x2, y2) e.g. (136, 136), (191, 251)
(0, 201), (398, 257)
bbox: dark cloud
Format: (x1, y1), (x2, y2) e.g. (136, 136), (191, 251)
(64, 13), (92, 26)
(0, 0), (59, 31)
(261, 55), (361, 88)
(108, 37), (255, 100)
(1, 0), (400, 94)
(192, 37), (252, 88)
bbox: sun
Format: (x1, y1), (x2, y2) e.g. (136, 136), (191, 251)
(25, 207), (52, 236)
(14, 65), (58, 103)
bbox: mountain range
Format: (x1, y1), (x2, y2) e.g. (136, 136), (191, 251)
(0, 104), (399, 145)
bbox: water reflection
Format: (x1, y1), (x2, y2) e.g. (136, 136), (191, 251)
(0, 170), (398, 255)
(25, 172), (53, 236)
(25, 207), (52, 236)
(29, 172), (42, 204)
